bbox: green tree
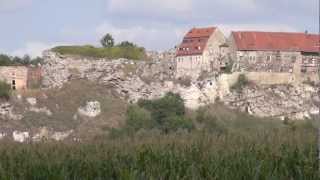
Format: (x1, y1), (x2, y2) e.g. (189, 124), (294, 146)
(118, 41), (136, 48)
(0, 54), (13, 66)
(100, 33), (114, 48)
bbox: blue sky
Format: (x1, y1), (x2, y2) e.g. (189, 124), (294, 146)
(0, 0), (318, 57)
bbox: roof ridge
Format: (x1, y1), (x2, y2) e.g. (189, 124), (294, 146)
(232, 31), (319, 36)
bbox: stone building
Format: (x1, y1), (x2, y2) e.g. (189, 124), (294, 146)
(0, 66), (42, 90)
(175, 27), (228, 78)
(229, 31), (320, 78)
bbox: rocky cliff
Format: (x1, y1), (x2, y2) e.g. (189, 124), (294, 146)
(41, 51), (319, 120)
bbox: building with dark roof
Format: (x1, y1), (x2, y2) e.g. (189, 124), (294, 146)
(175, 27), (228, 78)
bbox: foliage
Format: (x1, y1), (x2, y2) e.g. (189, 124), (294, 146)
(231, 74), (250, 92)
(118, 41), (136, 48)
(0, 54), (43, 66)
(52, 45), (147, 60)
(116, 93), (193, 134)
(100, 33), (114, 48)
(125, 105), (153, 132)
(137, 92), (190, 133)
(0, 81), (11, 100)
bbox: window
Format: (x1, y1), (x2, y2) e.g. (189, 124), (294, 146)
(291, 56), (296, 63)
(12, 80), (16, 90)
(267, 55), (272, 61)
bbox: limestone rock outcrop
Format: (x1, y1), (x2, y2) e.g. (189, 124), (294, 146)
(42, 51), (318, 120)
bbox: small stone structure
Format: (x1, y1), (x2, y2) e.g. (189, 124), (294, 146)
(0, 66), (41, 91)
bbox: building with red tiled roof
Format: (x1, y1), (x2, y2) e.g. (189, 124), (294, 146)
(229, 31), (320, 77)
(175, 27), (228, 78)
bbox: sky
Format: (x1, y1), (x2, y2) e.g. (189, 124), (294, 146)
(0, 0), (319, 57)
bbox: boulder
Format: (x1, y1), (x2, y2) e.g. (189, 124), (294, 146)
(13, 131), (29, 143)
(26, 97), (37, 106)
(78, 101), (101, 118)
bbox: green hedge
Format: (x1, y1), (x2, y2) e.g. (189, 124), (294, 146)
(52, 45), (147, 60)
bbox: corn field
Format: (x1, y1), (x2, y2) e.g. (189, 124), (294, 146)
(0, 128), (317, 180)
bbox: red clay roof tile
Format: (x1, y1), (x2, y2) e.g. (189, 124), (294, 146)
(232, 31), (320, 53)
(176, 27), (216, 57)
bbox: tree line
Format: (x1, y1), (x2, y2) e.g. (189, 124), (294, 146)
(0, 54), (43, 66)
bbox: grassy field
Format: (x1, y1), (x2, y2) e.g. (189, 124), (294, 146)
(52, 45), (147, 60)
(0, 128), (317, 179)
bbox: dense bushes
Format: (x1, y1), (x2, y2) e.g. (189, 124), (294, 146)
(116, 93), (193, 135)
(0, 81), (11, 100)
(0, 54), (43, 66)
(52, 43), (147, 60)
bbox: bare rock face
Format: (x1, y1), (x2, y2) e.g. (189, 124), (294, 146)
(29, 107), (52, 116)
(42, 51), (318, 120)
(51, 130), (73, 141)
(0, 103), (23, 120)
(13, 131), (29, 143)
(26, 97), (37, 106)
(224, 84), (318, 120)
(78, 101), (101, 118)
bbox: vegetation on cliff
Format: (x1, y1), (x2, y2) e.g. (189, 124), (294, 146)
(52, 34), (147, 60)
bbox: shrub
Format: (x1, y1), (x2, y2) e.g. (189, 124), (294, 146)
(162, 115), (194, 133)
(137, 92), (192, 133)
(126, 105), (153, 131)
(0, 81), (11, 100)
(231, 74), (249, 92)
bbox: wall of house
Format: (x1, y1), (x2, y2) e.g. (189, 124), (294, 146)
(203, 29), (228, 72)
(0, 66), (28, 90)
(27, 67), (42, 89)
(175, 55), (204, 78)
(233, 50), (301, 73)
(301, 53), (319, 74)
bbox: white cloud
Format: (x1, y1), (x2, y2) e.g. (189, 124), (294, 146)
(218, 23), (298, 36)
(96, 22), (186, 50)
(107, 0), (193, 17)
(0, 0), (33, 12)
(10, 42), (67, 58)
